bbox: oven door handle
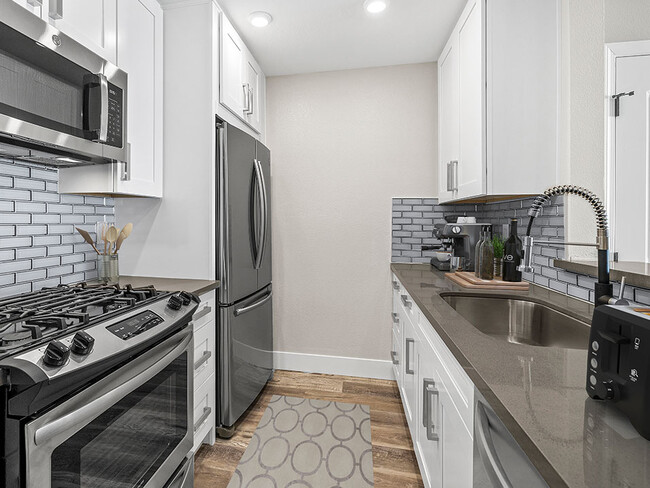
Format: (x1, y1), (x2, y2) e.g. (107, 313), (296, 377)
(33, 330), (192, 446)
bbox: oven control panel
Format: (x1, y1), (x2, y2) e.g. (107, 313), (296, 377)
(106, 311), (164, 340)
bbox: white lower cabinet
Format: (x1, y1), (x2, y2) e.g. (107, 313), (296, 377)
(192, 290), (216, 452)
(393, 275), (473, 488)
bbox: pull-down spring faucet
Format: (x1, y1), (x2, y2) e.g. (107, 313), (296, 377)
(518, 185), (622, 307)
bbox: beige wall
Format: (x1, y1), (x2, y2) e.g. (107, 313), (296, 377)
(267, 63), (437, 360)
(565, 0), (650, 257)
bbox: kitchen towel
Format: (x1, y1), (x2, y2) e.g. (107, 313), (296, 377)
(227, 395), (374, 487)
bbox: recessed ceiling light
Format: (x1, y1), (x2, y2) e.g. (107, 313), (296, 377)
(249, 11), (272, 28)
(364, 0), (389, 13)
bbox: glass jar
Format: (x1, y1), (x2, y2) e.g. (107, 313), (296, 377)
(493, 258), (503, 278)
(98, 254), (119, 283)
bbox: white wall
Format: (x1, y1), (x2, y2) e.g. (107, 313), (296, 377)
(267, 63), (437, 362)
(564, 0), (650, 258)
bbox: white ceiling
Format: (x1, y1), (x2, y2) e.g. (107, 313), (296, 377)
(218, 0), (466, 77)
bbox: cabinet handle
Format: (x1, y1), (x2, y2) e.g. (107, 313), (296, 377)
(49, 0), (63, 19)
(242, 83), (250, 114)
(194, 350), (212, 371)
(248, 87), (254, 115)
(476, 402), (514, 488)
(392, 280), (400, 291)
(391, 351), (399, 365)
(193, 406), (212, 432)
(423, 378), (440, 441)
(405, 338), (415, 375)
(26, 0), (42, 7)
(391, 312), (399, 324)
(193, 305), (212, 321)
(447, 160), (459, 192)
(401, 295), (412, 308)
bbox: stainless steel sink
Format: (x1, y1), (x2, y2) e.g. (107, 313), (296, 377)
(440, 294), (591, 349)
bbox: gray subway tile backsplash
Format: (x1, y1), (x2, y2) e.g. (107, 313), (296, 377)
(0, 157), (115, 297)
(391, 196), (650, 306)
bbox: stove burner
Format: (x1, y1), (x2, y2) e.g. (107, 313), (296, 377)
(1, 330), (32, 345)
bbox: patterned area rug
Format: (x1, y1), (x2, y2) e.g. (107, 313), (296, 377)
(228, 395), (374, 487)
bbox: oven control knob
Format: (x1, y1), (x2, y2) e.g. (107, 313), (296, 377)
(43, 340), (70, 367)
(179, 291), (194, 305)
(167, 294), (183, 310)
(71, 331), (95, 356)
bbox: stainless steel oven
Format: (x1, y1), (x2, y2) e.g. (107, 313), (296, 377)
(0, 0), (127, 166)
(24, 328), (193, 488)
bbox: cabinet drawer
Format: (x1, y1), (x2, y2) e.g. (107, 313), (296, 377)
(193, 292), (215, 331)
(193, 319), (215, 388)
(193, 373), (215, 452)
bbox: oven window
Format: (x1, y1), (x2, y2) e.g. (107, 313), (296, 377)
(50, 353), (188, 488)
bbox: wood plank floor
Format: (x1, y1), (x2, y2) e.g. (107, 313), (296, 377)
(194, 370), (424, 487)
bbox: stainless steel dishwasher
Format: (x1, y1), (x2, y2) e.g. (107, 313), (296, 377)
(473, 390), (548, 487)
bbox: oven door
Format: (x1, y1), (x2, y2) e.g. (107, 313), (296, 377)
(24, 328), (193, 488)
(0, 0), (127, 165)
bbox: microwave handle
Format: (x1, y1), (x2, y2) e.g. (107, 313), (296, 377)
(98, 73), (109, 143)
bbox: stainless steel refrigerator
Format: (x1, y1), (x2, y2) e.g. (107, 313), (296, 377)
(215, 120), (273, 437)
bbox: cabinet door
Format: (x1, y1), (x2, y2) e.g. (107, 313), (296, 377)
(47, 0), (117, 65)
(457, 0), (485, 199)
(416, 340), (443, 488)
(244, 56), (262, 133)
(11, 0), (43, 16)
(401, 310), (418, 432)
(438, 40), (460, 203)
(220, 13), (245, 117)
(441, 392), (473, 487)
(115, 0), (163, 197)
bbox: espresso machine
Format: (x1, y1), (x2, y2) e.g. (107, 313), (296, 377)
(423, 223), (490, 272)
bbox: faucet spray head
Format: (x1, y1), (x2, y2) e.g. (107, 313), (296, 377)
(518, 236), (535, 273)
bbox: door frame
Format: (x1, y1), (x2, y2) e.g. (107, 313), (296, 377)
(605, 40), (650, 261)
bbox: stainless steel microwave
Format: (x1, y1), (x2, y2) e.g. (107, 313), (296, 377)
(0, 1), (127, 167)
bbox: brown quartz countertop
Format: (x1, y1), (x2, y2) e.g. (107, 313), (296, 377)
(101, 276), (219, 296)
(391, 263), (650, 488)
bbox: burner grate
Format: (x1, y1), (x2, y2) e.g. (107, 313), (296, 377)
(0, 283), (164, 355)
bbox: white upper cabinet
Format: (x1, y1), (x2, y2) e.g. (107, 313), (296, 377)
(438, 42), (460, 202)
(46, 0), (118, 65)
(437, 0), (560, 203)
(58, 0), (163, 197)
(220, 14), (245, 116)
(114, 0), (163, 197)
(220, 11), (265, 135)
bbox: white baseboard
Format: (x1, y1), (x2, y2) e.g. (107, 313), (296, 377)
(274, 351), (394, 380)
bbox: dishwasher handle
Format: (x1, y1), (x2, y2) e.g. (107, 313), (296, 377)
(476, 402), (514, 488)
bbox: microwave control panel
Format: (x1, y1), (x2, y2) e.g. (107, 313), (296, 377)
(106, 83), (123, 148)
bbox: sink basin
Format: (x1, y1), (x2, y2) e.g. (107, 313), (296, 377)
(440, 294), (591, 350)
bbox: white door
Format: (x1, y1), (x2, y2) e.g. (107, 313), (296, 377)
(416, 340), (443, 488)
(47, 0), (117, 64)
(115, 0), (163, 197)
(220, 14), (245, 117)
(611, 53), (650, 263)
(457, 0), (485, 199)
(438, 40), (460, 203)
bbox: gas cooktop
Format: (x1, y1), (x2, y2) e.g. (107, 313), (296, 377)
(0, 283), (168, 360)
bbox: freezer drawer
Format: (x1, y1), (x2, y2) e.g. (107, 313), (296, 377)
(218, 286), (273, 429)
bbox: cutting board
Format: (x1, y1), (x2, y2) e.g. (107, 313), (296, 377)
(445, 271), (529, 290)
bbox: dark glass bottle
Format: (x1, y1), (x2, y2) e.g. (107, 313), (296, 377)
(502, 219), (523, 282)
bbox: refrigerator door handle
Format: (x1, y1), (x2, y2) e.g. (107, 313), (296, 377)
(253, 159), (267, 270)
(234, 290), (273, 316)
